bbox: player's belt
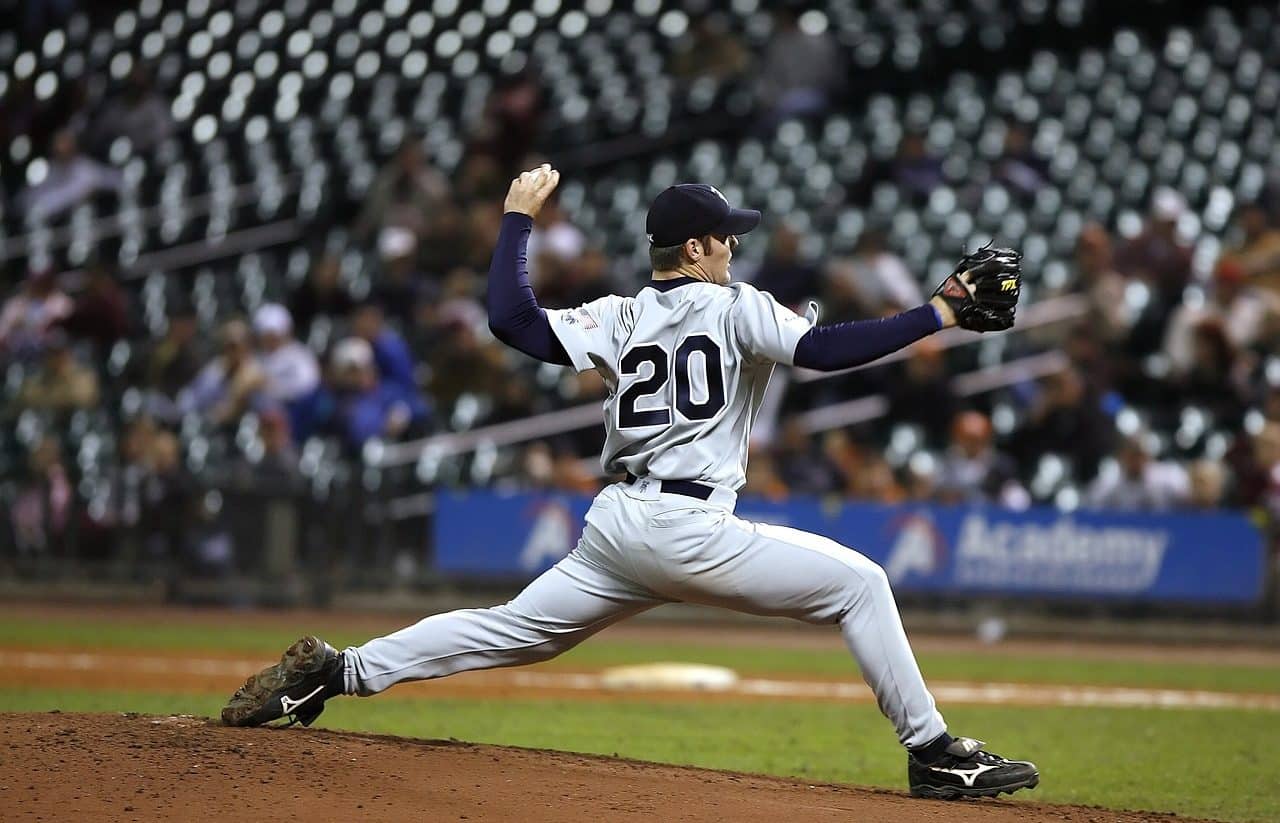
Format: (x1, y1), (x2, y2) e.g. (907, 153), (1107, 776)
(624, 474), (714, 501)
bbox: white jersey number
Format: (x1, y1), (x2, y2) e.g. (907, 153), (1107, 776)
(618, 334), (726, 429)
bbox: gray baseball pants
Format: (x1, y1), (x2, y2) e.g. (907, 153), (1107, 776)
(341, 480), (947, 748)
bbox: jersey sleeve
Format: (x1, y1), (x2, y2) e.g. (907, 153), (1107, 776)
(545, 296), (626, 374)
(729, 283), (817, 365)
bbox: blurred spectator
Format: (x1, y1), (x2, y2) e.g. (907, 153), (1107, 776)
(60, 260), (130, 349)
(1186, 458), (1228, 510)
(538, 248), (614, 310)
(15, 331), (100, 413)
(454, 153), (507, 202)
(289, 253), (356, 342)
(527, 198), (586, 289)
(890, 134), (945, 201)
(551, 449), (599, 495)
(756, 9), (843, 127)
(139, 428), (192, 562)
(178, 320), (265, 426)
(418, 202), (472, 273)
(247, 408), (301, 483)
(411, 267), (486, 351)
(10, 437), (74, 560)
(488, 371), (541, 425)
(885, 339), (958, 447)
(1011, 367), (1112, 482)
(1228, 201), (1280, 296)
(774, 419), (839, 496)
(1071, 223), (1132, 345)
(472, 67), (547, 170)
(1164, 258), (1280, 373)
(143, 304), (202, 405)
(510, 440), (599, 493)
(426, 316), (509, 415)
(88, 66), (174, 155)
(1225, 421), (1277, 511)
(252, 304), (321, 440)
(350, 303), (418, 395)
(823, 229), (922, 321)
(372, 227), (426, 329)
(514, 441), (555, 489)
(353, 136), (449, 241)
(750, 223), (821, 309)
(0, 269), (74, 359)
(877, 455), (913, 502)
(993, 125), (1049, 199)
(1263, 385), (1280, 424)
(669, 14), (750, 82)
(327, 337), (429, 453)
(1059, 321), (1118, 397)
(902, 455), (940, 503)
(1085, 434), (1189, 511)
(821, 430), (866, 495)
(1115, 186), (1194, 309)
(19, 129), (123, 221)
(462, 201), (507, 270)
(743, 447), (790, 502)
(935, 412), (1029, 508)
(1170, 319), (1250, 424)
(1252, 422), (1280, 522)
(101, 417), (159, 527)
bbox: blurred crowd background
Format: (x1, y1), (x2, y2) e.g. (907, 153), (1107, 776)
(1, 0), (1278, 600)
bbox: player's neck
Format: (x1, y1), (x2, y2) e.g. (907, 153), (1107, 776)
(651, 265), (717, 284)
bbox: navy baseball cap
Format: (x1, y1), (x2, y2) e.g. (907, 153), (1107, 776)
(646, 184), (761, 248)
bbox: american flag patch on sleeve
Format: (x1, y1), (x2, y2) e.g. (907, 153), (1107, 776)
(572, 307), (598, 329)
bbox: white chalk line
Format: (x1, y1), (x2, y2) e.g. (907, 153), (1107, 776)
(3, 650), (1278, 712)
(508, 672), (1280, 711)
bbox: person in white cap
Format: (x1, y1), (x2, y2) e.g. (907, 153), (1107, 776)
(253, 304), (322, 441)
(326, 336), (428, 452)
(253, 303), (320, 406)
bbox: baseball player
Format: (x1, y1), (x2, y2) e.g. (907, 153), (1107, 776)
(223, 164), (1037, 800)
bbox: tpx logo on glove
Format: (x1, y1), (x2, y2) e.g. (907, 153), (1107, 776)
(1000, 277), (1018, 293)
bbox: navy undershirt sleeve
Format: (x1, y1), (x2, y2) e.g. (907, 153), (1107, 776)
(486, 212), (572, 366)
(792, 304), (943, 371)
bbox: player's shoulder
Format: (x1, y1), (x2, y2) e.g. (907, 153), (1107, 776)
(569, 292), (636, 328)
(725, 281), (777, 310)
(727, 281), (764, 299)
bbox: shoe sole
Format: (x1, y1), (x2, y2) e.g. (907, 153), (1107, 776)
(910, 772), (1039, 800)
(221, 636), (332, 727)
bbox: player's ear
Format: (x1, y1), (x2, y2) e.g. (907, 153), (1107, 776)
(684, 237), (701, 262)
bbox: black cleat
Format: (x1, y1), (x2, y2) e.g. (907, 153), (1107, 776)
(908, 737), (1039, 799)
(221, 636), (341, 727)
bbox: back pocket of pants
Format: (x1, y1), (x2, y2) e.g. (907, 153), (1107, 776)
(651, 507), (711, 529)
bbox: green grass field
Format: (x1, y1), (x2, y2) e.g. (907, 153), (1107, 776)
(2, 613), (1278, 822)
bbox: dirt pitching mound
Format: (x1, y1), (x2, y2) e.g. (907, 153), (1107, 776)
(1, 712), (1198, 823)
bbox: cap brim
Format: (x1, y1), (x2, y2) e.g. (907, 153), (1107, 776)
(715, 207), (761, 236)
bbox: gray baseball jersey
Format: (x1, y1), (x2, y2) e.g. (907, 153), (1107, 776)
(341, 276), (948, 751)
(545, 280), (818, 489)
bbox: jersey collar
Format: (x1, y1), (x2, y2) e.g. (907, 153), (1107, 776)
(643, 276), (706, 293)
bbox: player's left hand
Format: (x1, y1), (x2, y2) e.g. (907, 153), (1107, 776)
(504, 163), (561, 218)
(930, 244), (1021, 332)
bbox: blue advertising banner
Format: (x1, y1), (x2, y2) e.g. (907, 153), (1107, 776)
(434, 490), (1267, 604)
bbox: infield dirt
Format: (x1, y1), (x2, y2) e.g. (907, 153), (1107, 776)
(2, 712), (1205, 823)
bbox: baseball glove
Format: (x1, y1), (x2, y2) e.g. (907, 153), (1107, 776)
(931, 244), (1022, 332)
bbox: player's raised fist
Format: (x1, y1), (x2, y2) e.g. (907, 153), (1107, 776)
(504, 162), (561, 218)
